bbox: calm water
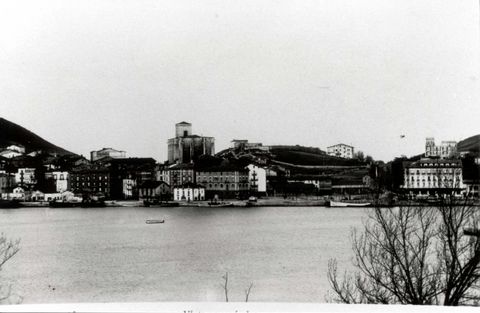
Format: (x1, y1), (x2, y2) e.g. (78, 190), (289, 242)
(0, 206), (368, 304)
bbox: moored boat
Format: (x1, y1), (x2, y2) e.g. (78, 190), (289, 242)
(328, 201), (371, 207)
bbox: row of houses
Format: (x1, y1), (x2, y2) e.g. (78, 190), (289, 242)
(401, 156), (480, 199)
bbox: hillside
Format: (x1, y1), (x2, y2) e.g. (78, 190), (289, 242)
(0, 117), (75, 156)
(269, 147), (364, 166)
(457, 135), (480, 153)
(217, 144), (365, 167)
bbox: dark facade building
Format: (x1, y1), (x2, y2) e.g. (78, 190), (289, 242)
(196, 165), (249, 199)
(156, 163), (195, 187)
(70, 166), (112, 198)
(71, 157), (156, 200)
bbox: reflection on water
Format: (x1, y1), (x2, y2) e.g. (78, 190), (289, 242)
(0, 206), (367, 303)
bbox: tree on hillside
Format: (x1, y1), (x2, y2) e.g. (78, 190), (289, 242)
(327, 195), (480, 305)
(0, 234), (20, 303)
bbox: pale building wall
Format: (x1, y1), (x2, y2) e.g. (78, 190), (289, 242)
(247, 164), (267, 193)
(327, 144), (354, 159)
(15, 168), (36, 185)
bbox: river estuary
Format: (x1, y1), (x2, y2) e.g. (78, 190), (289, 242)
(0, 206), (368, 304)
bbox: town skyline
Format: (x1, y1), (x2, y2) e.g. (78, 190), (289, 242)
(2, 0), (479, 162)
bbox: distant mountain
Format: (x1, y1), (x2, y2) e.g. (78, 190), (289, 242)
(0, 117), (75, 156)
(457, 135), (480, 154)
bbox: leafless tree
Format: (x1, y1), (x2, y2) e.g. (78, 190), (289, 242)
(244, 282), (254, 302)
(220, 272), (254, 302)
(221, 272), (229, 302)
(0, 233), (20, 304)
(327, 194), (480, 305)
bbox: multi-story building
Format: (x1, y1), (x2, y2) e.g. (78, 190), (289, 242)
(167, 122), (215, 164)
(402, 158), (464, 198)
(246, 164), (267, 195)
(156, 163), (195, 187)
(15, 168), (36, 186)
(45, 171), (70, 193)
(0, 173), (15, 195)
(70, 166), (111, 198)
(425, 138), (457, 159)
(90, 148), (126, 162)
(173, 182), (205, 201)
(327, 144), (354, 159)
(196, 165), (249, 199)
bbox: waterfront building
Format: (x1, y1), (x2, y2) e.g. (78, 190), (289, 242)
(173, 182), (205, 201)
(70, 166), (111, 198)
(155, 164), (170, 185)
(122, 178), (136, 199)
(138, 181), (171, 201)
(71, 158), (156, 200)
(402, 158), (464, 198)
(167, 122), (215, 164)
(1, 186), (25, 200)
(103, 158), (156, 199)
(158, 163), (195, 187)
(425, 137), (457, 158)
(45, 171), (69, 193)
(0, 173), (15, 195)
(90, 148), (126, 162)
(196, 165), (249, 199)
(327, 144), (354, 159)
(246, 164), (267, 195)
(461, 156), (480, 198)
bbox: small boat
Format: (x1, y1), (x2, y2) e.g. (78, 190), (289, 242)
(146, 219), (165, 224)
(329, 201), (371, 207)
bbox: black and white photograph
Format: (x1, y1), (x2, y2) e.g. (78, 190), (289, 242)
(0, 0), (479, 312)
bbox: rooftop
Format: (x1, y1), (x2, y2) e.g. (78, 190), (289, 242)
(327, 143), (354, 148)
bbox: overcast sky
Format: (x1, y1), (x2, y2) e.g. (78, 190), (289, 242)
(1, 0), (479, 162)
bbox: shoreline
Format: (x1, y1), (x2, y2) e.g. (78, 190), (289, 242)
(10, 198), (480, 209)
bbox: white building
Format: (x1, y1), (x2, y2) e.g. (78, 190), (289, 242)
(122, 179), (136, 199)
(246, 164), (267, 194)
(402, 158), (464, 197)
(173, 183), (205, 201)
(6, 145), (25, 154)
(2, 187), (25, 200)
(425, 138), (457, 159)
(327, 144), (355, 159)
(0, 150), (22, 159)
(15, 168), (36, 185)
